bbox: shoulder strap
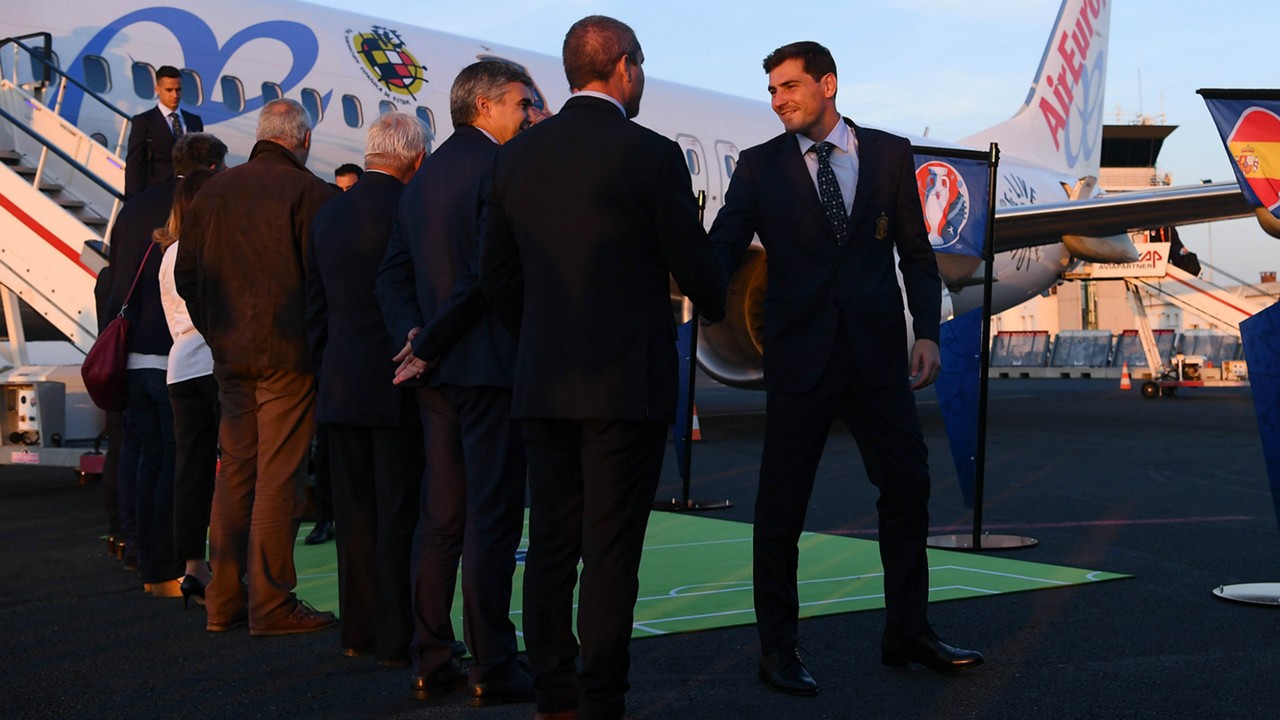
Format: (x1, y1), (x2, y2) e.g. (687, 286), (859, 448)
(118, 241), (156, 316)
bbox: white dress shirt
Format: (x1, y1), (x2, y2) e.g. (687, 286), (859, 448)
(796, 120), (858, 215)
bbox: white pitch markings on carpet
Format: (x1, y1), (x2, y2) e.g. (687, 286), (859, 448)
(931, 564), (1072, 585)
(643, 537), (752, 551)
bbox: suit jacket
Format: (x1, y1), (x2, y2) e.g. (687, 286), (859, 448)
(104, 180), (176, 355)
(480, 95), (725, 423)
(709, 119), (940, 394)
(306, 172), (417, 428)
(124, 106), (203, 199)
(175, 140), (336, 373)
(376, 124), (515, 390)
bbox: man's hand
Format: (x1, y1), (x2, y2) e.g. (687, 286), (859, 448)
(391, 327), (433, 385)
(908, 338), (941, 390)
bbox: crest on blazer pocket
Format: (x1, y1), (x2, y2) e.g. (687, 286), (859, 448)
(875, 212), (889, 240)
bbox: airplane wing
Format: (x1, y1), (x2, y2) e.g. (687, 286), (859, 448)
(994, 182), (1252, 253)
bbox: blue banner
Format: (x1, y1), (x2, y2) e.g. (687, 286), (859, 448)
(935, 308), (983, 508)
(1240, 304), (1280, 532)
(913, 153), (991, 258)
(673, 319), (694, 481)
(1200, 91), (1280, 221)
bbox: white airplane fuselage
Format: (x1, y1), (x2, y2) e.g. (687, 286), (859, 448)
(3, 0), (1119, 386)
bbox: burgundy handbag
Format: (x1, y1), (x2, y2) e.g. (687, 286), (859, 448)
(82, 243), (154, 412)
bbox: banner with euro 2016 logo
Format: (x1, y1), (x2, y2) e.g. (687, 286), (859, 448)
(1200, 91), (1280, 220)
(913, 154), (991, 258)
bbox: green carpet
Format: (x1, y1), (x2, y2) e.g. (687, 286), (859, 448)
(295, 512), (1127, 643)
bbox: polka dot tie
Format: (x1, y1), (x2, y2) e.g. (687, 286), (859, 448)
(812, 141), (847, 243)
(170, 112), (183, 137)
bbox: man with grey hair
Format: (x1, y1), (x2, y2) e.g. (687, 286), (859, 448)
(376, 60), (535, 705)
(176, 98), (338, 637)
(305, 111), (426, 662)
(480, 16), (724, 720)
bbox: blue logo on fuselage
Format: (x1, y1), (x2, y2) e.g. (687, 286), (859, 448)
(63, 7), (328, 125)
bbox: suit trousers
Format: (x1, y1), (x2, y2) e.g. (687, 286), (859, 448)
(521, 417), (668, 720)
(410, 385), (525, 681)
(754, 322), (933, 654)
(326, 423), (421, 660)
(206, 364), (316, 627)
(125, 368), (181, 583)
(168, 373), (219, 562)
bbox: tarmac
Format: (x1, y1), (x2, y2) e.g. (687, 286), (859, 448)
(3, 377), (1277, 719)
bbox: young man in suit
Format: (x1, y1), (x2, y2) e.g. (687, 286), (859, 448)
(479, 17), (725, 720)
(125, 65), (203, 199)
(708, 41), (983, 696)
(305, 112), (426, 664)
(375, 61), (536, 705)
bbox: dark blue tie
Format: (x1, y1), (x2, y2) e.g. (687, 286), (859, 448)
(812, 141), (847, 243)
(170, 112), (183, 137)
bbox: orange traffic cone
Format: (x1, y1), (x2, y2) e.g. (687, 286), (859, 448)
(691, 403), (702, 441)
(1119, 361), (1131, 390)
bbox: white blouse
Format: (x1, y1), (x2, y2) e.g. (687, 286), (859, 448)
(158, 241), (214, 384)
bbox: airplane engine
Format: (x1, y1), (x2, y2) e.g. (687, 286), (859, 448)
(696, 243), (767, 389)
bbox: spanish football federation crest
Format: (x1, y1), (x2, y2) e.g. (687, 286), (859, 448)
(345, 25), (427, 103)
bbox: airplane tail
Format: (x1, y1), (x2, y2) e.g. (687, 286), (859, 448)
(959, 0), (1112, 183)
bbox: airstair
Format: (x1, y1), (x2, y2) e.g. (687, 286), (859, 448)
(0, 33), (130, 470)
(1072, 241), (1274, 397)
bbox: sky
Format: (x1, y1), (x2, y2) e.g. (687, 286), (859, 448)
(308, 0), (1277, 284)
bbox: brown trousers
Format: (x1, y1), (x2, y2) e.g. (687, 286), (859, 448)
(205, 364), (316, 627)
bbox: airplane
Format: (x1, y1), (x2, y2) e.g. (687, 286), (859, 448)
(0, 0), (1259, 393)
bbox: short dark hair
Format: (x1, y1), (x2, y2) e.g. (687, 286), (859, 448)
(762, 41), (837, 82)
(562, 15), (640, 91)
(171, 132), (227, 176)
(335, 163), (363, 178)
(156, 65), (182, 81)
(449, 60), (534, 127)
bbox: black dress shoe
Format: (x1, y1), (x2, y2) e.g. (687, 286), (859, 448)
(881, 633), (984, 672)
(758, 647), (818, 696)
(470, 661), (535, 707)
(304, 519), (334, 545)
(411, 659), (467, 700)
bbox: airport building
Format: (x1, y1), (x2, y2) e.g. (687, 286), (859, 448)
(988, 116), (1276, 377)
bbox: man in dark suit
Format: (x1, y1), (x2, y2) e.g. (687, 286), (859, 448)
(125, 65), (203, 199)
(305, 112), (426, 663)
(376, 60), (536, 706)
(479, 17), (725, 720)
(708, 42), (983, 696)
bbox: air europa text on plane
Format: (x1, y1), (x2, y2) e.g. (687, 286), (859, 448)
(1039, 0), (1107, 151)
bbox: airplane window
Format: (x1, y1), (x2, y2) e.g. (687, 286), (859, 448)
(220, 76), (245, 112)
(28, 47), (59, 83)
(342, 95), (363, 128)
(724, 155), (736, 179)
(379, 100), (396, 116)
(90, 132), (108, 147)
(180, 69), (203, 107)
(261, 82), (283, 103)
(415, 106), (436, 153)
(301, 88), (323, 125)
(475, 55), (547, 111)
(81, 55), (110, 94)
(685, 149), (701, 176)
(131, 62), (156, 99)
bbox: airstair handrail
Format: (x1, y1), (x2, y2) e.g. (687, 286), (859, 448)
(0, 34), (132, 123)
(0, 103), (124, 202)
